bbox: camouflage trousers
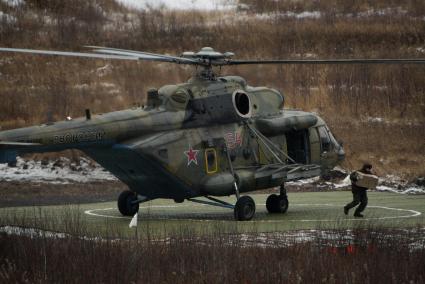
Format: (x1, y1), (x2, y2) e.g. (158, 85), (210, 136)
(344, 190), (368, 214)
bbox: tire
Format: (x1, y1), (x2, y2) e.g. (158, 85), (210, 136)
(278, 195), (289, 214)
(118, 190), (139, 216)
(234, 196), (256, 221)
(266, 194), (279, 213)
(266, 194), (289, 214)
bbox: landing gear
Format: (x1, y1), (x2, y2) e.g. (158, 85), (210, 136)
(118, 190), (140, 216)
(234, 196), (256, 221)
(266, 194), (288, 213)
(266, 184), (289, 214)
(188, 195), (256, 221)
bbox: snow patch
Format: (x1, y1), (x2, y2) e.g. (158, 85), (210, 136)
(286, 176), (320, 186)
(286, 167), (424, 195)
(0, 226), (110, 242)
(100, 82), (117, 88)
(357, 7), (408, 17)
(284, 11), (321, 19)
(0, 11), (17, 24)
(377, 185), (425, 195)
(117, 0), (237, 11)
(0, 226), (69, 239)
(334, 175), (351, 188)
(367, 116), (385, 123)
(1, 0), (24, 7)
(1, 225), (424, 251)
(237, 11), (322, 22)
(0, 157), (117, 184)
(74, 83), (90, 90)
(96, 64), (113, 77)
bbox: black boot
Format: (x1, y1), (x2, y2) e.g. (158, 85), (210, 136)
(354, 213), (364, 218)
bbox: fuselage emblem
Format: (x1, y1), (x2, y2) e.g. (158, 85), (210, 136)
(184, 145), (199, 166)
(224, 131), (242, 149)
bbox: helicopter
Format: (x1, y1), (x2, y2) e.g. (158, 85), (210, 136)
(0, 46), (424, 221)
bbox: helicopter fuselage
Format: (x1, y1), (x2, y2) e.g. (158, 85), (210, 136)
(0, 75), (344, 202)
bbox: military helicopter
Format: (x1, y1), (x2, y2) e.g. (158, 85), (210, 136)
(0, 46), (424, 220)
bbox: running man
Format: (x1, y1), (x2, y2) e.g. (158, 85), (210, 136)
(344, 163), (373, 218)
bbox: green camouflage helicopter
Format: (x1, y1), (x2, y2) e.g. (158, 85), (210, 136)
(0, 46), (424, 220)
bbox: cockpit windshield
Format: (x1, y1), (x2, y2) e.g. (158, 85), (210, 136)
(318, 126), (341, 152)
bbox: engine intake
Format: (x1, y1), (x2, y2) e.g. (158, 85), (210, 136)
(186, 89), (253, 126)
(232, 90), (252, 119)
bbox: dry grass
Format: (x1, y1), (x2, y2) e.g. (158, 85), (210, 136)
(0, 221), (424, 283)
(0, 0), (424, 177)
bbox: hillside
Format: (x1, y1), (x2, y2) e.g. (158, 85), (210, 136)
(0, 0), (424, 178)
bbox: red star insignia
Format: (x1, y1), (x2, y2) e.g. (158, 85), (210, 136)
(184, 145), (199, 166)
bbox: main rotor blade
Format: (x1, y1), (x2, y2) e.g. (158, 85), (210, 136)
(87, 46), (199, 64)
(227, 58), (425, 65)
(0, 47), (139, 61)
(0, 46), (200, 65)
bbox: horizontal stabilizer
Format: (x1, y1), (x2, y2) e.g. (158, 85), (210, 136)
(0, 141), (42, 147)
(0, 141), (41, 163)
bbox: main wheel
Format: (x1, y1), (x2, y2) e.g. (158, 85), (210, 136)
(266, 194), (289, 214)
(118, 190), (139, 216)
(234, 196), (256, 221)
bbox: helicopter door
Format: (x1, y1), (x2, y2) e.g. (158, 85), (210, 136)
(285, 130), (309, 164)
(205, 148), (218, 174)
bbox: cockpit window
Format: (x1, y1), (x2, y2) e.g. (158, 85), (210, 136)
(163, 88), (190, 110)
(327, 128), (340, 149)
(318, 126), (331, 152)
(171, 90), (189, 104)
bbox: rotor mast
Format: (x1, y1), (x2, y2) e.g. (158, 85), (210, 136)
(181, 47), (234, 80)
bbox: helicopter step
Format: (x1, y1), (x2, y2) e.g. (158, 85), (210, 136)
(253, 163), (322, 182)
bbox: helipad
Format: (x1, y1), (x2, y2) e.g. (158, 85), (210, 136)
(84, 203), (421, 223)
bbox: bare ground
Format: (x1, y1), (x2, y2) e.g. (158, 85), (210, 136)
(0, 180), (126, 207)
(0, 178), (349, 208)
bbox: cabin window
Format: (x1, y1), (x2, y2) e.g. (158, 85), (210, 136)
(318, 126), (331, 152)
(205, 148), (218, 174)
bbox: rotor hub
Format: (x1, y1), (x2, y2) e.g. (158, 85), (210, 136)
(181, 47), (234, 62)
(181, 47), (235, 80)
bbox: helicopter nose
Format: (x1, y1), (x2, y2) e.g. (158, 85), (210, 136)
(337, 147), (345, 161)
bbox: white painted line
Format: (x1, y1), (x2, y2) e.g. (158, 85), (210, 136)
(84, 208), (128, 219)
(84, 203), (422, 223)
(84, 204), (206, 219)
